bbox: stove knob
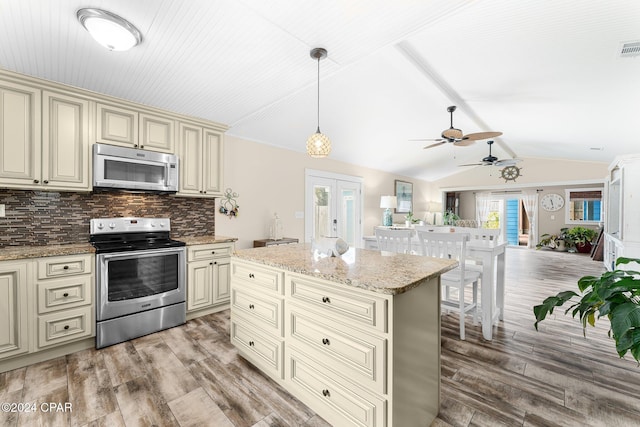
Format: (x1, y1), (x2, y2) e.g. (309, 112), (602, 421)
(97, 223), (104, 230)
(159, 222), (165, 228)
(150, 222), (156, 228)
(108, 222), (116, 230)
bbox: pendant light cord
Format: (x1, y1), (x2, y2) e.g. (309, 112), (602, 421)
(316, 56), (321, 133)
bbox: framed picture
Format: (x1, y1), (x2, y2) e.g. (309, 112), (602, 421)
(394, 180), (413, 213)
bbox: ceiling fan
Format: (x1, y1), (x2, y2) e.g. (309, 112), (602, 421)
(459, 140), (521, 167)
(413, 105), (503, 150)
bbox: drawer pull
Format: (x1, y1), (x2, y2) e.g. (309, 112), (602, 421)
(63, 265), (69, 270)
(249, 273), (255, 278)
(211, 251), (215, 254)
(64, 325), (70, 330)
(249, 304), (255, 309)
(322, 296), (331, 303)
(249, 341), (255, 346)
(63, 292), (69, 297)
(322, 389), (331, 397)
(322, 338), (330, 345)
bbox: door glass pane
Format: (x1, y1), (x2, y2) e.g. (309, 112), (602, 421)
(105, 159), (165, 184)
(340, 188), (356, 246)
(313, 185), (332, 238)
(107, 253), (178, 301)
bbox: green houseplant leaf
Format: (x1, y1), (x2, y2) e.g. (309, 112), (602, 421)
(533, 257), (640, 364)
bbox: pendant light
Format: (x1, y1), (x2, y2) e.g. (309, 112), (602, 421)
(306, 48), (331, 158)
(77, 8), (142, 51)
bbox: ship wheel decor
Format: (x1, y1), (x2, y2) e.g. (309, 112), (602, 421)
(500, 165), (522, 182)
(219, 188), (239, 218)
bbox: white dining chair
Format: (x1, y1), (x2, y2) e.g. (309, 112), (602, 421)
(464, 228), (500, 272)
(374, 228), (413, 254)
(416, 231), (480, 340)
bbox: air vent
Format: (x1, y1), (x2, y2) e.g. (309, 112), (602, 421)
(620, 41), (640, 58)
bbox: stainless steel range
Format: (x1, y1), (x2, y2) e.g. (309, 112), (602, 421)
(90, 217), (186, 349)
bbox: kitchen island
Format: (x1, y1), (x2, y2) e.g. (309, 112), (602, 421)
(230, 243), (457, 427)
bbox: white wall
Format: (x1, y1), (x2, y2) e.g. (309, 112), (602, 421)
(215, 135), (435, 249)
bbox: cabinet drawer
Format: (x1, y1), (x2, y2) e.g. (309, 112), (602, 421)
(288, 274), (388, 332)
(37, 275), (92, 314)
(188, 243), (233, 261)
(37, 306), (93, 349)
(37, 254), (93, 279)
(289, 305), (386, 394)
(231, 287), (283, 337)
(231, 260), (283, 295)
(230, 316), (283, 379)
(288, 348), (386, 427)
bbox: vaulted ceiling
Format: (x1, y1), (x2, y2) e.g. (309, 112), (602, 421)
(1, 0), (638, 181)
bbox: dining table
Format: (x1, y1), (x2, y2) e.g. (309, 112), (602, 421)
(363, 230), (507, 340)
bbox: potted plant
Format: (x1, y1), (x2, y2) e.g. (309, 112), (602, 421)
(443, 210), (459, 226)
(533, 257), (640, 363)
(565, 226), (598, 253)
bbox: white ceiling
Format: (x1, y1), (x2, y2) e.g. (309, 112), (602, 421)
(1, 0), (639, 181)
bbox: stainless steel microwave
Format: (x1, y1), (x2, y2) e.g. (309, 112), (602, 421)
(93, 143), (179, 192)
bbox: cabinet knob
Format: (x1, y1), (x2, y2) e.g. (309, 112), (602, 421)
(213, 261), (217, 265)
(63, 265), (69, 270)
(64, 325), (70, 330)
(33, 179), (40, 183)
(140, 145), (144, 148)
(322, 338), (330, 345)
(203, 191), (207, 194)
(134, 144), (138, 148)
(209, 262), (213, 265)
(249, 304), (255, 309)
(249, 273), (255, 279)
(199, 190), (204, 194)
(322, 389), (330, 397)
(249, 341), (254, 346)
(43, 180), (49, 184)
(322, 296), (331, 303)
(63, 292), (69, 297)
(211, 251), (215, 254)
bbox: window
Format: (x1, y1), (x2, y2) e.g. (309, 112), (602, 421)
(565, 188), (602, 224)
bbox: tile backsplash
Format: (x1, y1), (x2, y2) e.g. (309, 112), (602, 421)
(0, 190), (216, 247)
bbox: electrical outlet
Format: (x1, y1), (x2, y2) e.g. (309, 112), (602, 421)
(0, 204), (5, 217)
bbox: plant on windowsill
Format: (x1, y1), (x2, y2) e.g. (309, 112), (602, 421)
(533, 257), (640, 364)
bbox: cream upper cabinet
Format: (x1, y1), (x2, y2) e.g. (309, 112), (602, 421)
(0, 261), (30, 361)
(97, 103), (175, 153)
(42, 91), (91, 190)
(0, 80), (41, 186)
(140, 113), (174, 153)
(96, 103), (138, 147)
(177, 122), (224, 197)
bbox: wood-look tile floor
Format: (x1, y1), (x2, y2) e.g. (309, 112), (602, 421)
(2, 248), (640, 426)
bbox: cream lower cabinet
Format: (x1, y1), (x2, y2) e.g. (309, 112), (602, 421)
(177, 122), (224, 198)
(230, 259), (441, 427)
(0, 254), (95, 372)
(0, 261), (30, 360)
(187, 243), (233, 317)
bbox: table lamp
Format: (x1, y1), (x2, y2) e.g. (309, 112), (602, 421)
(380, 196), (397, 226)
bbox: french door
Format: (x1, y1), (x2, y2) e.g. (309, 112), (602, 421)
(305, 170), (363, 248)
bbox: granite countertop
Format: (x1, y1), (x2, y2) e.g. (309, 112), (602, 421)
(177, 235), (238, 246)
(233, 243), (457, 295)
(0, 243), (95, 261)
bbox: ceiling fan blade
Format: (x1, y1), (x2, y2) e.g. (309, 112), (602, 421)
(494, 158), (521, 166)
(410, 138), (445, 142)
(423, 141), (447, 149)
(454, 139), (476, 147)
(458, 162), (483, 167)
(463, 131), (503, 141)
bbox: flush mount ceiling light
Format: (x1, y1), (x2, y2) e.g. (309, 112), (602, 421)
(306, 47), (331, 158)
(77, 8), (142, 51)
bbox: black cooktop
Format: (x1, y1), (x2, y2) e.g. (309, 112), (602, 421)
(90, 231), (185, 254)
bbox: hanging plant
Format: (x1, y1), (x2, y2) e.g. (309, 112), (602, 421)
(219, 188), (239, 218)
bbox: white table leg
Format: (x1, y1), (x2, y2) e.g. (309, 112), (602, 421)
(480, 251), (494, 340)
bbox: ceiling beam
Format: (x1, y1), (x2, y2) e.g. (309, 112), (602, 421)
(395, 40), (517, 159)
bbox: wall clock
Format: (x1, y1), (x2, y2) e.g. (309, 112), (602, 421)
(541, 193), (564, 211)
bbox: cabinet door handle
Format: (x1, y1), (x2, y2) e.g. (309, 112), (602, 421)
(209, 262), (213, 266)
(322, 389), (330, 397)
(33, 179), (40, 184)
(63, 265), (69, 270)
(322, 296), (331, 303)
(249, 304), (255, 309)
(140, 145), (144, 148)
(249, 341), (254, 346)
(43, 180), (49, 184)
(134, 144), (138, 148)
(213, 261), (217, 265)
(64, 325), (70, 330)
(249, 273), (255, 278)
(63, 292), (69, 297)
(203, 191), (207, 194)
(211, 251), (216, 254)
(322, 338), (330, 345)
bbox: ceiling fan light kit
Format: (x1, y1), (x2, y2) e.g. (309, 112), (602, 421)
(306, 47), (331, 158)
